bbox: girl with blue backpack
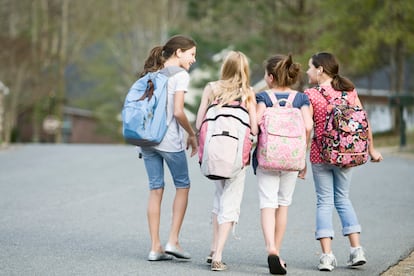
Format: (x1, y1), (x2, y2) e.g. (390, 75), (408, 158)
(138, 35), (198, 262)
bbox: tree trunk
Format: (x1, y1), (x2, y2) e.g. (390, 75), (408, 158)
(391, 38), (405, 134)
(54, 0), (69, 143)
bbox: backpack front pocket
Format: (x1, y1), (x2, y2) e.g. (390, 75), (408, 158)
(206, 132), (239, 179)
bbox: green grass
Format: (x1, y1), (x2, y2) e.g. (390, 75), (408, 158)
(373, 130), (414, 150)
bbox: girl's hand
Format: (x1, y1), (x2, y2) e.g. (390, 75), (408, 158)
(370, 149), (383, 162)
(187, 135), (198, 157)
(298, 164), (307, 179)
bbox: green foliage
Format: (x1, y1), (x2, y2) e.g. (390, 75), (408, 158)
(71, 42), (127, 142)
(311, 0), (414, 77)
(3, 0), (414, 143)
(184, 0), (324, 83)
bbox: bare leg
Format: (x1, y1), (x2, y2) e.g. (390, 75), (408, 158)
(261, 205), (288, 267)
(212, 221), (233, 262)
(211, 213), (219, 254)
(261, 208), (277, 255)
(148, 188), (164, 252)
(320, 237), (332, 254)
(274, 206), (288, 256)
(167, 188), (189, 248)
(348, 232), (361, 247)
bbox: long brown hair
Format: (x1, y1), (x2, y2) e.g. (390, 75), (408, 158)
(139, 35), (196, 77)
(311, 52), (355, 91)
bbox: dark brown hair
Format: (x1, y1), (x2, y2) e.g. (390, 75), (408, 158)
(311, 52), (355, 91)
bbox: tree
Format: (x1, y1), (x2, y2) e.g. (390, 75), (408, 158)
(71, 0), (174, 142)
(312, 0), (414, 132)
(0, 0), (175, 143)
(2, 0), (412, 144)
(0, 0), (36, 144)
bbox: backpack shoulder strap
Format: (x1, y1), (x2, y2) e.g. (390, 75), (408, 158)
(319, 86), (349, 105)
(287, 91), (297, 102)
(268, 91), (297, 108)
(341, 91), (352, 105)
(160, 66), (185, 77)
(318, 87), (331, 103)
(285, 91), (297, 107)
(266, 91), (278, 106)
(158, 66), (185, 128)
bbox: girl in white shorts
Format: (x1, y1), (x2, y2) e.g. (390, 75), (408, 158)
(196, 51), (258, 271)
(253, 54), (313, 275)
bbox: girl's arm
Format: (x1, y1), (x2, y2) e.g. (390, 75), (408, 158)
(195, 83), (213, 130)
(247, 90), (258, 135)
(174, 91), (197, 157)
(301, 105), (314, 146)
(298, 102), (314, 180)
(256, 101), (266, 126)
(355, 95), (383, 162)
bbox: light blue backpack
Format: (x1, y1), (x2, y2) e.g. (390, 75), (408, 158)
(122, 66), (183, 146)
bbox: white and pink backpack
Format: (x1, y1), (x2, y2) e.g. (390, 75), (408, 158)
(198, 100), (253, 180)
(257, 91), (306, 171)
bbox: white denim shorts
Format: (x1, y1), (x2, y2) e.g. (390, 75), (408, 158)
(212, 168), (246, 225)
(256, 167), (298, 209)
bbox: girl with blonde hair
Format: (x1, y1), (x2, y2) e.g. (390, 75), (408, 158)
(196, 51), (258, 271)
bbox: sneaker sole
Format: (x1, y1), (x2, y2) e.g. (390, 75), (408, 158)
(349, 260), (366, 267)
(318, 266), (334, 272)
(211, 267), (227, 271)
(318, 263), (335, 271)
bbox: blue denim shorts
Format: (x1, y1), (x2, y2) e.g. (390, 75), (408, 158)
(141, 148), (190, 190)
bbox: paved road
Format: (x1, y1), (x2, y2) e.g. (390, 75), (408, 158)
(0, 144), (413, 276)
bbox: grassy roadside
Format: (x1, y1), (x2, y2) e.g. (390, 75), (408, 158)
(373, 130), (414, 153)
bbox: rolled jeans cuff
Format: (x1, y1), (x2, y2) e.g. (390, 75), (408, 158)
(315, 228), (334, 240)
(343, 224), (361, 236)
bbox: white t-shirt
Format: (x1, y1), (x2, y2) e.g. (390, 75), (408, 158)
(154, 69), (189, 152)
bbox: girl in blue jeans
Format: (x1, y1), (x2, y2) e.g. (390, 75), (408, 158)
(304, 52), (383, 271)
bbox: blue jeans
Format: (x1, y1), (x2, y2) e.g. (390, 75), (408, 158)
(311, 163), (361, 240)
(141, 148), (190, 190)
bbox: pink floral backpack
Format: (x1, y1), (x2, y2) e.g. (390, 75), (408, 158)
(257, 91), (306, 171)
(320, 88), (369, 167)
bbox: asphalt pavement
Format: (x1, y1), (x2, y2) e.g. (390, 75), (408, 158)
(0, 144), (413, 276)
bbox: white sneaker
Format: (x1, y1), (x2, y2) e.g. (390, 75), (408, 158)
(318, 253), (337, 271)
(347, 247), (367, 267)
